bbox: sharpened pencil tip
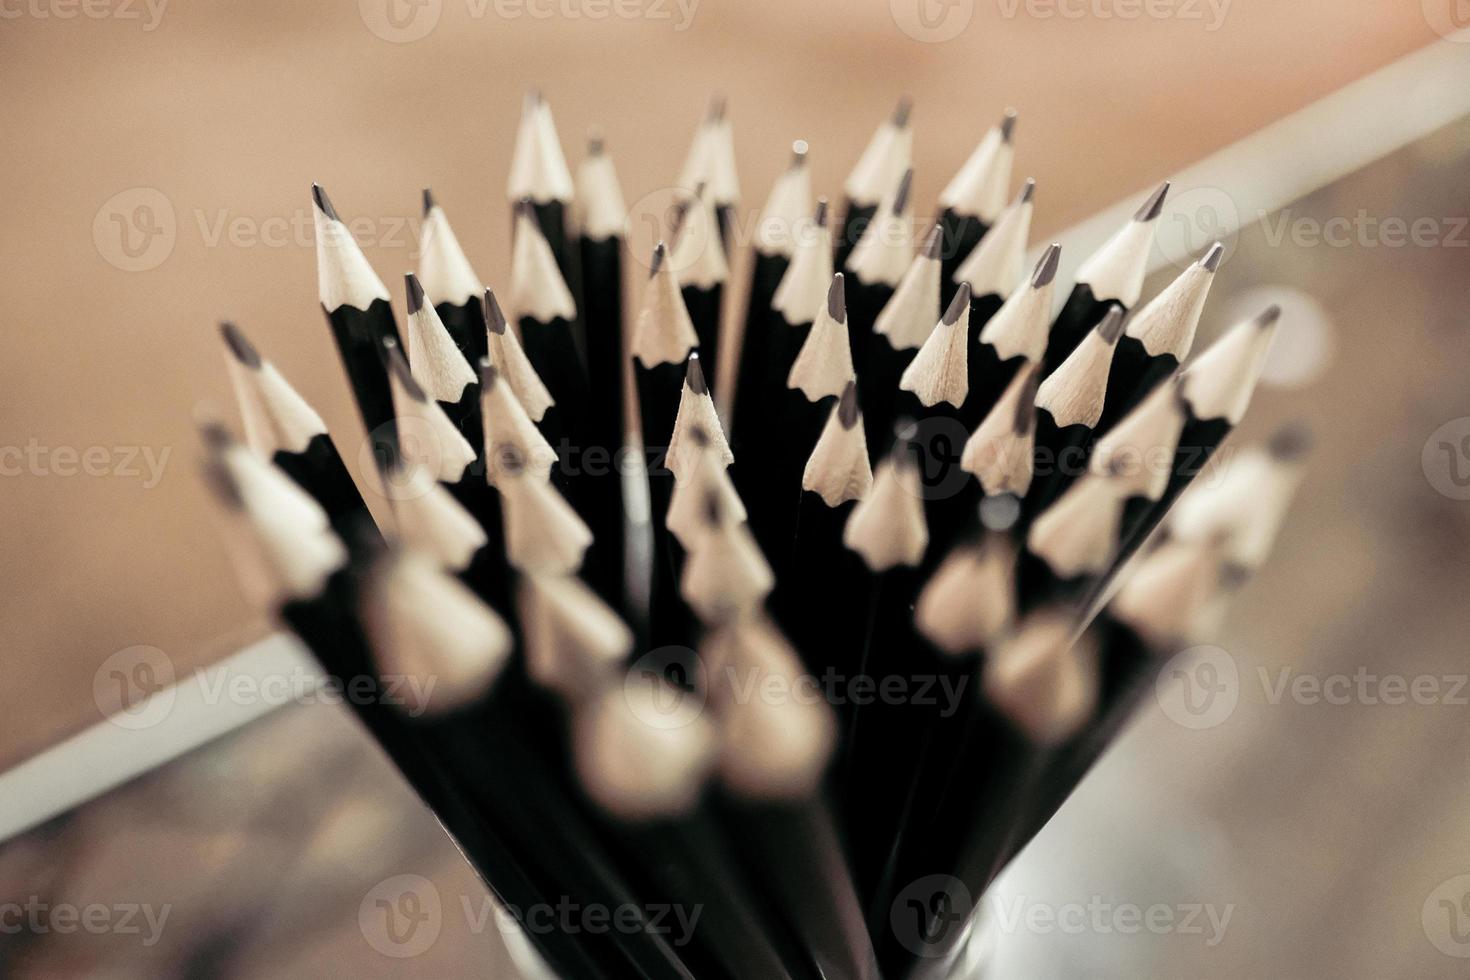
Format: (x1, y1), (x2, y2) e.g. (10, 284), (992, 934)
(1268, 421), (1313, 461)
(999, 108), (1018, 143)
(1097, 304), (1125, 344)
(587, 128), (605, 155)
(1017, 178), (1036, 205)
(421, 188), (436, 216)
(892, 97), (913, 128)
(1032, 244), (1061, 287)
(1135, 181), (1170, 222)
(944, 282), (972, 325)
(690, 424), (710, 449)
(484, 289), (508, 335)
(650, 241), (666, 277)
(1256, 304), (1282, 328)
(499, 443), (526, 476)
(703, 489), (722, 527)
(827, 273), (846, 322)
(893, 168), (914, 214)
(1201, 241), (1225, 272)
(405, 273), (425, 315)
(922, 223), (944, 260)
(838, 380), (860, 429)
(707, 94), (727, 122)
(219, 321), (262, 369)
(311, 183), (339, 221)
(791, 139), (809, 167)
(814, 198), (830, 228)
(515, 197), (540, 226)
(198, 417), (233, 451)
(686, 352), (708, 394)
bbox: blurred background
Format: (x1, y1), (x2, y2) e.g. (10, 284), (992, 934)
(3, 1), (1470, 977)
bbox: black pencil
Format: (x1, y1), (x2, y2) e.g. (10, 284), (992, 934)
(839, 424), (931, 900)
(1041, 181), (1168, 376)
(894, 611), (1100, 979)
(972, 243), (1061, 426)
(630, 242), (701, 645)
(1095, 241), (1223, 432)
(677, 95), (741, 256)
(572, 133), (632, 609)
(202, 425), (603, 978)
(730, 141), (811, 458)
(763, 273), (855, 588)
(670, 184), (729, 387)
(403, 272), (483, 473)
(573, 674), (808, 980)
(863, 222), (943, 455)
(704, 616), (881, 980)
(218, 321), (379, 552)
(951, 178), (1035, 324)
(846, 167), (915, 392)
(837, 98), (912, 270)
(378, 335), (480, 512)
(510, 198), (587, 476)
(735, 198), (833, 558)
(507, 89), (578, 287)
(1020, 303), (1126, 523)
(311, 183), (401, 470)
(935, 109), (1016, 296)
(418, 188), (488, 374)
(776, 380), (873, 679)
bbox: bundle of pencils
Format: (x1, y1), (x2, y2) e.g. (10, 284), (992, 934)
(203, 91), (1308, 979)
